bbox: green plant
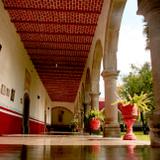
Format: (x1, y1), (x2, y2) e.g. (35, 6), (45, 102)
(116, 92), (151, 113)
(69, 117), (79, 131)
(86, 109), (104, 122)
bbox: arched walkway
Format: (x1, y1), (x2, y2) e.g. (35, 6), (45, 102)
(90, 40), (103, 109)
(102, 0), (127, 137)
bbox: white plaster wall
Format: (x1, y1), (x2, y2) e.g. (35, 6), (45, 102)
(0, 1), (52, 123)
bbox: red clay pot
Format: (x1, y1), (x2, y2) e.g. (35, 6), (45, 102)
(89, 118), (101, 131)
(118, 103), (139, 140)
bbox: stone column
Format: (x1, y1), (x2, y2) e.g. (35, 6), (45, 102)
(89, 92), (101, 110)
(138, 0), (160, 147)
(102, 70), (120, 137)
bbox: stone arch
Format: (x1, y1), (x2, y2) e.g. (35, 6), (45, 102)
(84, 68), (91, 103)
(102, 0), (127, 137)
(90, 40), (103, 109)
(91, 40), (103, 90)
(103, 0), (126, 71)
(51, 106), (74, 129)
(84, 68), (91, 113)
(81, 83), (85, 103)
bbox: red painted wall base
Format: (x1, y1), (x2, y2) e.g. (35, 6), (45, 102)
(0, 111), (22, 135)
(0, 106), (45, 135)
(30, 120), (45, 134)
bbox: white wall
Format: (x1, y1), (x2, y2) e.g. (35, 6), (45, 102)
(0, 1), (52, 123)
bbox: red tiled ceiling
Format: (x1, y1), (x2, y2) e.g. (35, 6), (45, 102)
(24, 42), (90, 51)
(19, 33), (93, 44)
(8, 10), (99, 24)
(3, 0), (104, 102)
(15, 23), (96, 35)
(3, 0), (102, 11)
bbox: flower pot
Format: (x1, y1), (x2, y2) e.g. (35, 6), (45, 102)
(89, 118), (101, 131)
(118, 103), (139, 140)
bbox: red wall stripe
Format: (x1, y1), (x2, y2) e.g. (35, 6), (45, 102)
(0, 110), (22, 135)
(0, 106), (45, 135)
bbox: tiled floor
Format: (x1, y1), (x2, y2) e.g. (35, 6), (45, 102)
(0, 135), (159, 160)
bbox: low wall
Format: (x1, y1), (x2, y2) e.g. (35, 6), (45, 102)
(0, 106), (45, 135)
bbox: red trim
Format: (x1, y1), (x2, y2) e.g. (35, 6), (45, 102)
(30, 121), (45, 134)
(0, 106), (22, 116)
(0, 106), (45, 134)
(29, 117), (44, 125)
(0, 110), (22, 134)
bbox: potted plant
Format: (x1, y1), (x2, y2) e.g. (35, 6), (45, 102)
(69, 117), (79, 132)
(86, 109), (104, 134)
(116, 92), (151, 140)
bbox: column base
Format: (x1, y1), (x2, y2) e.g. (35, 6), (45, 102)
(148, 111), (160, 147)
(103, 124), (120, 138)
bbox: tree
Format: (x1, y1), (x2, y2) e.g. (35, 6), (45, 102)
(143, 19), (150, 50)
(118, 62), (154, 134)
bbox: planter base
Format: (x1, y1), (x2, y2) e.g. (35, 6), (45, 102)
(103, 124), (120, 138)
(148, 111), (160, 147)
(123, 133), (136, 140)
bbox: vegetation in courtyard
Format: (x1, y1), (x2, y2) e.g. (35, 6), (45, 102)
(116, 92), (151, 113)
(86, 109), (104, 122)
(118, 62), (154, 134)
(69, 116), (79, 132)
(143, 20), (150, 50)
(85, 109), (104, 134)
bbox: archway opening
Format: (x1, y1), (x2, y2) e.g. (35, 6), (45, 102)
(23, 93), (30, 134)
(91, 40), (103, 110)
(51, 107), (73, 132)
(117, 0), (151, 82)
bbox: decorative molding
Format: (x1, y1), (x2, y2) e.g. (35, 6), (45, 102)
(89, 92), (101, 96)
(101, 70), (119, 78)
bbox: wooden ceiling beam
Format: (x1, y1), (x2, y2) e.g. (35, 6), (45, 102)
(11, 20), (97, 26)
(34, 61), (85, 66)
(31, 56), (86, 62)
(28, 52), (88, 58)
(37, 69), (83, 74)
(22, 40), (91, 45)
(18, 31), (94, 37)
(35, 65), (84, 70)
(5, 6), (101, 14)
(39, 75), (81, 79)
(39, 74), (81, 78)
(26, 47), (89, 52)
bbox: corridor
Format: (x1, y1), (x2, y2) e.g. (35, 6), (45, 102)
(0, 135), (155, 160)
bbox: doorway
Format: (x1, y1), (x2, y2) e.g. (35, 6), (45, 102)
(23, 93), (30, 134)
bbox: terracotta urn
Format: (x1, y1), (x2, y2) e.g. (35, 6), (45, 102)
(89, 117), (101, 131)
(118, 103), (139, 140)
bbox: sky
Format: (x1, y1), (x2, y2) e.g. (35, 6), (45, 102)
(99, 0), (151, 99)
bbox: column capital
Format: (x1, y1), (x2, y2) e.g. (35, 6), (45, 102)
(89, 92), (101, 96)
(83, 101), (91, 106)
(137, 0), (160, 20)
(101, 70), (119, 79)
